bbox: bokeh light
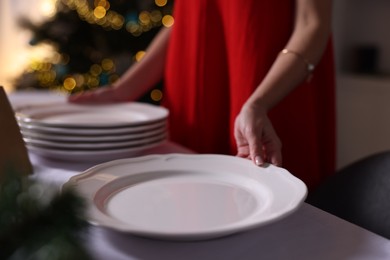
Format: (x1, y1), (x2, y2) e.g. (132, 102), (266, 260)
(94, 6), (107, 19)
(101, 59), (114, 71)
(63, 77), (76, 90)
(150, 89), (163, 102)
(155, 0), (168, 7)
(94, 0), (110, 9)
(150, 10), (163, 23)
(139, 11), (151, 25)
(135, 51), (146, 62)
(90, 64), (102, 76)
(162, 15), (174, 27)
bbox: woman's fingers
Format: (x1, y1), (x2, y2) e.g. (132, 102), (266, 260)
(68, 87), (123, 104)
(234, 104), (282, 167)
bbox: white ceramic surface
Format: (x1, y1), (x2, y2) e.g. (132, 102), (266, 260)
(24, 132), (167, 150)
(15, 102), (168, 128)
(27, 138), (167, 162)
(21, 126), (167, 143)
(18, 120), (167, 135)
(8, 90), (67, 109)
(64, 154), (307, 241)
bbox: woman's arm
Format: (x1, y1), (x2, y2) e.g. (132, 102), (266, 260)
(234, 0), (333, 166)
(68, 27), (172, 103)
(248, 0), (332, 110)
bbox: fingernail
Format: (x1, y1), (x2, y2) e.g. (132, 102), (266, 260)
(255, 156), (262, 166)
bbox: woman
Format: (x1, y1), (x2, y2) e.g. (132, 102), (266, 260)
(69, 0), (336, 189)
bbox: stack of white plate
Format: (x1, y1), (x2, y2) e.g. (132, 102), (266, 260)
(15, 102), (169, 162)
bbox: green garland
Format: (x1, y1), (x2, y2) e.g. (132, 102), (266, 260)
(0, 170), (91, 260)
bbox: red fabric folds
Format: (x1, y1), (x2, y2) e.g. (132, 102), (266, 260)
(163, 0), (336, 189)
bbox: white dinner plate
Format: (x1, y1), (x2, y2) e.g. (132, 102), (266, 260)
(18, 120), (167, 135)
(23, 132), (167, 150)
(64, 154), (307, 241)
(26, 138), (167, 162)
(20, 126), (166, 143)
(9, 90), (66, 110)
(15, 102), (169, 128)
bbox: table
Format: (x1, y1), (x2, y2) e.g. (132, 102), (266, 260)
(29, 142), (390, 260)
(10, 90), (390, 260)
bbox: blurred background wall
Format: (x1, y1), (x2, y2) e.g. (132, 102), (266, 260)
(333, 0), (390, 169)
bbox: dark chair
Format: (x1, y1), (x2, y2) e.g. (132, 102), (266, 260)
(306, 151), (390, 239)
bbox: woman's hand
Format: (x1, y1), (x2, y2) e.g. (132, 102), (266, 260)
(68, 84), (128, 104)
(234, 102), (282, 167)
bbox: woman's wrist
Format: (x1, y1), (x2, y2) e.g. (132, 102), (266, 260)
(242, 99), (269, 117)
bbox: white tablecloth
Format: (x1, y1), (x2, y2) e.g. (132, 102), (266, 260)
(9, 90), (390, 260)
(29, 142), (390, 260)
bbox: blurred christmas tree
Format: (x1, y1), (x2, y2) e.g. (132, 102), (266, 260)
(14, 0), (173, 104)
(0, 169), (91, 260)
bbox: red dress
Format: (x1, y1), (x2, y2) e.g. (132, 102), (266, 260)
(163, 0), (336, 189)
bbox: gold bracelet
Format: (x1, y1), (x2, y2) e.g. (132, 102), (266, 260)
(280, 48), (315, 74)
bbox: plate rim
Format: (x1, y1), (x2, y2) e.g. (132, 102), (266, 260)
(20, 125), (167, 142)
(18, 119), (167, 135)
(15, 102), (169, 129)
(27, 138), (167, 162)
(23, 131), (167, 149)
